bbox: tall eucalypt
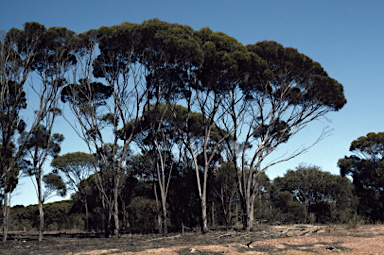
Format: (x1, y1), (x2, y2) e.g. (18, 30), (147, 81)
(223, 41), (346, 231)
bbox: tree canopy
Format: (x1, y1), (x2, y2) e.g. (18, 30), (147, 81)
(338, 132), (384, 221)
(0, 19), (348, 237)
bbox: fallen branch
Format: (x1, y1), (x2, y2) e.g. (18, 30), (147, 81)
(280, 224), (321, 237)
(216, 233), (231, 239)
(145, 234), (181, 242)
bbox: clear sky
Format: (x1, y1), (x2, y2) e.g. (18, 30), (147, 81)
(1, 0), (383, 206)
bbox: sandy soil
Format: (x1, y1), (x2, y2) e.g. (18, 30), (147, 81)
(1, 224), (384, 254)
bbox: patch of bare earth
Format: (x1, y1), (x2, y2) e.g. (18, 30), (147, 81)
(2, 224), (384, 254)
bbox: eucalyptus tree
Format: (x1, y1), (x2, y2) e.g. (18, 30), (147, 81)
(123, 102), (214, 234)
(0, 27), (36, 241)
(20, 23), (75, 241)
(176, 28), (259, 233)
(138, 19), (204, 234)
(10, 22), (76, 137)
(338, 132), (384, 221)
(1, 22), (75, 241)
(125, 104), (179, 235)
(210, 161), (238, 229)
(224, 41), (346, 231)
(51, 152), (97, 231)
(20, 124), (65, 241)
(140, 27), (248, 233)
(61, 19), (200, 237)
(273, 165), (355, 223)
(0, 32), (27, 240)
(61, 22), (145, 237)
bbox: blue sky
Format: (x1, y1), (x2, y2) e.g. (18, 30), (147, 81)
(1, 0), (384, 206)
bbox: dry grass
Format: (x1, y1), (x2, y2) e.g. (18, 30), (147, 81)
(1, 224), (384, 254)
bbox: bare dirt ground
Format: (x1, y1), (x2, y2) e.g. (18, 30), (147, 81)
(1, 224), (384, 254)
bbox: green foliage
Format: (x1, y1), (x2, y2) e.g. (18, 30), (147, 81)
(69, 174), (104, 231)
(166, 163), (201, 230)
(338, 132), (384, 222)
(0, 43), (28, 200)
(43, 172), (66, 198)
(127, 196), (157, 233)
(272, 165), (356, 223)
(247, 41), (346, 111)
(120, 103), (229, 147)
(286, 201), (306, 223)
(1, 19), (350, 234)
(51, 152), (97, 191)
(20, 124), (64, 174)
(348, 214), (362, 229)
(8, 200), (77, 231)
(61, 80), (113, 107)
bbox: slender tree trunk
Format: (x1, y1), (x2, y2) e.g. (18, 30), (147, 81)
(235, 200), (238, 225)
(211, 201), (215, 228)
(121, 198), (129, 230)
(201, 198), (209, 233)
(245, 201), (252, 232)
(38, 201), (44, 241)
(103, 199), (110, 238)
(36, 171), (44, 242)
(154, 182), (162, 234)
(38, 177), (44, 242)
(228, 207), (232, 229)
(113, 176), (120, 237)
(84, 196), (89, 232)
(249, 193), (256, 230)
(2, 191), (9, 242)
(162, 197), (168, 235)
(239, 193), (247, 230)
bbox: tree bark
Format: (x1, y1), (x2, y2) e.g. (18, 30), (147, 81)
(2, 192), (9, 242)
(249, 193), (256, 230)
(103, 199), (110, 238)
(154, 182), (162, 234)
(211, 201), (215, 228)
(201, 198), (209, 233)
(162, 198), (168, 235)
(38, 177), (44, 242)
(245, 197), (252, 232)
(235, 200), (238, 225)
(113, 175), (120, 237)
(84, 196), (89, 232)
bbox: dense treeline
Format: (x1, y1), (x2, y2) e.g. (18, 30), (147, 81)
(1, 165), (357, 234)
(6, 18), (383, 241)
